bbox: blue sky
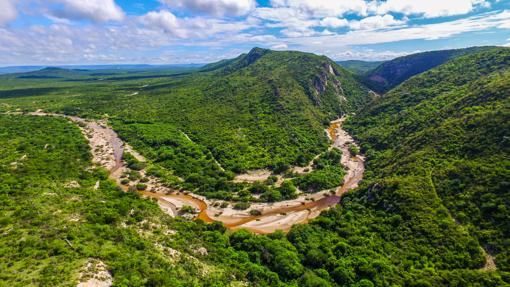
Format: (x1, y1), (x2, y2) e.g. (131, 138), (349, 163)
(0, 0), (509, 65)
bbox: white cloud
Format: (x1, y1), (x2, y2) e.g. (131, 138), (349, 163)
(377, 0), (489, 18)
(320, 17), (349, 28)
(349, 14), (406, 30)
(140, 10), (181, 36)
(252, 7), (303, 22)
(332, 49), (418, 60)
(139, 10), (251, 38)
(0, 0), (17, 26)
(281, 26), (316, 37)
(0, 1), (508, 65)
(160, 0), (256, 17)
(51, 0), (124, 22)
(271, 43), (288, 50)
(270, 0), (368, 17)
(286, 10), (510, 48)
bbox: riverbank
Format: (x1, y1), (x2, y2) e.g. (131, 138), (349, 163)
(21, 111), (364, 233)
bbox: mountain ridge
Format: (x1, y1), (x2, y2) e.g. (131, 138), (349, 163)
(362, 46), (497, 93)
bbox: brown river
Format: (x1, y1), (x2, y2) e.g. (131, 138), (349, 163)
(26, 111), (364, 233)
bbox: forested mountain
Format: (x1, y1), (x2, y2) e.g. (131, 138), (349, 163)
(363, 46), (494, 93)
(0, 48), (371, 198)
(343, 46), (510, 275)
(337, 60), (384, 75)
(213, 46), (510, 287)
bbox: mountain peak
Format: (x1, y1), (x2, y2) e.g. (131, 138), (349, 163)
(246, 47), (271, 65)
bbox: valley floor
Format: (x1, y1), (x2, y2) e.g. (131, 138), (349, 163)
(23, 111), (364, 233)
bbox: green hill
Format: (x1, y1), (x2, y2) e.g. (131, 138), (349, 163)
(0, 114), (301, 286)
(344, 46), (510, 272)
(363, 46), (494, 93)
(223, 46), (510, 287)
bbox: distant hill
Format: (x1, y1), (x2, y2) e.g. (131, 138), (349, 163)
(0, 64), (203, 75)
(363, 46), (495, 93)
(14, 67), (89, 79)
(336, 60), (384, 75)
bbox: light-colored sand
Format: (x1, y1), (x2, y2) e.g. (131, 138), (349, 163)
(21, 111), (364, 234)
(237, 210), (310, 233)
(233, 169), (272, 183)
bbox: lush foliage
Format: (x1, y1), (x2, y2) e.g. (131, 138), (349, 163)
(0, 114), (294, 286)
(223, 47), (510, 286)
(0, 48), (371, 199)
(294, 148), (345, 193)
(345, 47), (510, 272)
(1, 47), (509, 286)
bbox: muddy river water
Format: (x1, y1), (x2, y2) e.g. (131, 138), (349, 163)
(27, 111), (364, 233)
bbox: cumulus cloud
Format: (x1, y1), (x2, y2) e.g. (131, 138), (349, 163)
(271, 43), (288, 50)
(349, 14), (406, 30)
(51, 0), (124, 22)
(140, 10), (181, 36)
(160, 0), (256, 17)
(319, 17), (349, 28)
(281, 26), (316, 37)
(332, 49), (417, 60)
(0, 0), (508, 65)
(376, 0), (489, 18)
(0, 0), (17, 26)
(270, 0), (368, 17)
(139, 10), (251, 39)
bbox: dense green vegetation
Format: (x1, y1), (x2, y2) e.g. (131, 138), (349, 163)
(294, 148), (345, 193)
(228, 47), (510, 286)
(225, 47), (510, 286)
(363, 46), (493, 93)
(345, 47), (510, 270)
(0, 48), (370, 200)
(1, 46), (509, 286)
(0, 114), (305, 286)
(337, 60), (384, 75)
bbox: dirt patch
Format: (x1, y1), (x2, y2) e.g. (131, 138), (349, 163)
(77, 259), (112, 287)
(233, 169), (272, 183)
(482, 249), (497, 271)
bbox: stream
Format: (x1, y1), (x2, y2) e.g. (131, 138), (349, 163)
(25, 111), (364, 233)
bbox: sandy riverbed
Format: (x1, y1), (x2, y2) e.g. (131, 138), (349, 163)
(24, 111), (364, 234)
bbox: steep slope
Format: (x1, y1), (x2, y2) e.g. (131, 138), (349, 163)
(337, 60), (384, 75)
(363, 46), (494, 93)
(345, 47), (510, 271)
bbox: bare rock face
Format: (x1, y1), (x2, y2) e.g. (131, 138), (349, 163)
(309, 63), (345, 105)
(313, 72), (328, 95)
(77, 259), (112, 287)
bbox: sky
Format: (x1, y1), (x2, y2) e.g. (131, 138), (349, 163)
(0, 0), (509, 66)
